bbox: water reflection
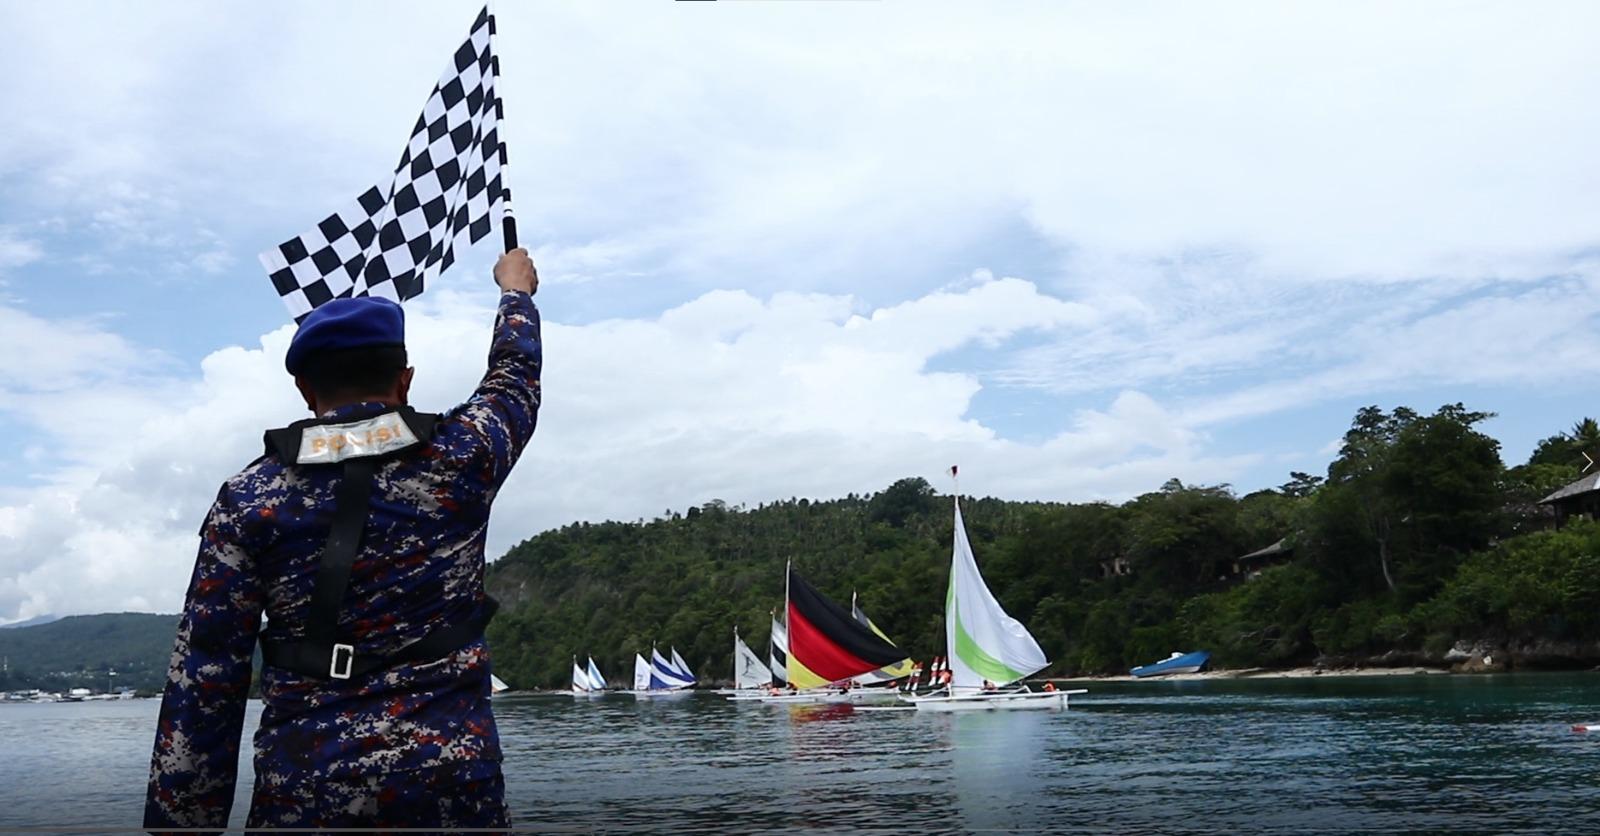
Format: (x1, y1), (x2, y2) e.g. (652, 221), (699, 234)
(944, 710), (1055, 831)
(5, 676), (1600, 832)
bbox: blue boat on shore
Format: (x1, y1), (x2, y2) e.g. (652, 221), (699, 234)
(1130, 650), (1212, 678)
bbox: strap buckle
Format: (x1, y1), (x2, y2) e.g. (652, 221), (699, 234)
(330, 643), (356, 680)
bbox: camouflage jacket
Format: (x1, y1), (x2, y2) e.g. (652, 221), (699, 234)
(144, 290), (541, 829)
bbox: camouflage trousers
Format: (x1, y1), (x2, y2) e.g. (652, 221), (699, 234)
(247, 760), (508, 831)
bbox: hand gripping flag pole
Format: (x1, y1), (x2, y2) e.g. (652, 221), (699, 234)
(259, 6), (517, 322)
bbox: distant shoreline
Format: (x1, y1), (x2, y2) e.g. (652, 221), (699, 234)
(1049, 666), (1464, 683)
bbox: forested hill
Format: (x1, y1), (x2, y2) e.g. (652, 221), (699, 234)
(7, 404), (1591, 694)
(485, 404), (1600, 688)
(0, 612), (177, 693)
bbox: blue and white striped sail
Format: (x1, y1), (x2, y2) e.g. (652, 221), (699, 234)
(650, 647), (695, 690)
(586, 657), (606, 690)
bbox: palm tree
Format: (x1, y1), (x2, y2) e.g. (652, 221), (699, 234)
(1567, 419), (1600, 470)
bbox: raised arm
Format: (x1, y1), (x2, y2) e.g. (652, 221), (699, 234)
(144, 485), (263, 832)
(453, 248), (543, 487)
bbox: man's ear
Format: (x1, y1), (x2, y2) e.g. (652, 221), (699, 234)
(396, 367), (415, 404)
(294, 377), (318, 414)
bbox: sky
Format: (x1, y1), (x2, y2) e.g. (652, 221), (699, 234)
(1, 0), (1597, 623)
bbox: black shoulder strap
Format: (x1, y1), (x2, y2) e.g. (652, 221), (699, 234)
(304, 456), (377, 652)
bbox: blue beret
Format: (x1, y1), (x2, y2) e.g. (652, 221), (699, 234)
(285, 296), (406, 375)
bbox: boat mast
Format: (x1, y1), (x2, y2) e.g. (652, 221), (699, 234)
(784, 558), (791, 685)
(947, 465), (959, 691)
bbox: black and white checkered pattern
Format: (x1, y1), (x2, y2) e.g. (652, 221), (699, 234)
(259, 6), (508, 321)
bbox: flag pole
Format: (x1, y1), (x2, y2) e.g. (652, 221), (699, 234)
(488, 4), (517, 253)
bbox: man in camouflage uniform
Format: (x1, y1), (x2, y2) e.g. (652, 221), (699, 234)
(145, 249), (540, 829)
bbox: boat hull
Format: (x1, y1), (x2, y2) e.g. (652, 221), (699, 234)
(757, 689), (904, 706)
(902, 687), (1088, 712)
(625, 688), (694, 700)
(1130, 651), (1212, 678)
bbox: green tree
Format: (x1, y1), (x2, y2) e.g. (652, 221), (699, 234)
(1527, 417), (1600, 470)
(1313, 404), (1502, 603)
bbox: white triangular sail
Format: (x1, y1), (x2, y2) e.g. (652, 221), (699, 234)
(947, 500), (1048, 690)
(587, 657), (605, 690)
(670, 648), (695, 682)
(734, 634), (769, 690)
(490, 673), (509, 694)
(633, 653), (652, 691)
(571, 661), (593, 692)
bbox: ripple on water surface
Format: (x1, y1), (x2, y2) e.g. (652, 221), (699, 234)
(3, 673), (1600, 832)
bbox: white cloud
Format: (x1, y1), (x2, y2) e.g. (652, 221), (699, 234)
(0, 276), (1249, 621)
(0, 305), (163, 394)
(2, 0), (1599, 622)
(1178, 269), (1600, 427)
(5, 1), (1598, 297)
(0, 229), (42, 276)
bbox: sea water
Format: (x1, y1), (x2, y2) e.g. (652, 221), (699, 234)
(3, 673), (1599, 833)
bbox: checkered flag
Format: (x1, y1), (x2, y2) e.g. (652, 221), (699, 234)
(258, 6), (517, 321)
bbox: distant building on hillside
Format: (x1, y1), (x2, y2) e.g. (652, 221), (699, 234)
(1538, 472), (1600, 527)
(1099, 556), (1132, 578)
(1230, 538), (1293, 580)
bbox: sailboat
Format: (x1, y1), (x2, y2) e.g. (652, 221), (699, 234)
(759, 564), (911, 705)
(631, 652), (651, 692)
(628, 645), (697, 700)
(570, 655), (606, 698)
(850, 591), (916, 688)
(902, 491), (1087, 712)
(768, 614), (788, 687)
(490, 673), (510, 696)
(669, 648), (696, 684)
(715, 627), (775, 696)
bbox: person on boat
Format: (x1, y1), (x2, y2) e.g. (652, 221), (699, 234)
(1043, 681), (1056, 692)
(982, 679), (997, 692)
(144, 250), (542, 830)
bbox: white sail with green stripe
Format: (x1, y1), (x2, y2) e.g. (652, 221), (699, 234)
(946, 499), (1048, 690)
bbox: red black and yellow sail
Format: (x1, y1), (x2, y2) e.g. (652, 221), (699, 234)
(786, 567), (910, 688)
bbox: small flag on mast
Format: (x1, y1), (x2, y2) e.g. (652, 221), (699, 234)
(259, 6), (513, 321)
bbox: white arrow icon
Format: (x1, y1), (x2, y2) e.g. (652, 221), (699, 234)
(1585, 451), (1595, 474)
